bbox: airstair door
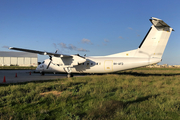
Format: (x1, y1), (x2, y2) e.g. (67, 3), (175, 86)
(104, 60), (113, 72)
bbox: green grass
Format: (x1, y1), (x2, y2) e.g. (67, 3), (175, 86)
(0, 68), (180, 119)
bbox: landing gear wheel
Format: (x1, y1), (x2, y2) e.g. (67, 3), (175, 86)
(67, 74), (73, 78)
(67, 74), (71, 78)
(41, 72), (45, 76)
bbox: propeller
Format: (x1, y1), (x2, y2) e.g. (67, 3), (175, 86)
(46, 56), (52, 69)
(46, 50), (58, 69)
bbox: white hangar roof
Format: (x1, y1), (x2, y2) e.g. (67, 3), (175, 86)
(0, 51), (37, 58)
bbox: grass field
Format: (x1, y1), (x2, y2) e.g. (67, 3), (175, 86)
(0, 68), (180, 119)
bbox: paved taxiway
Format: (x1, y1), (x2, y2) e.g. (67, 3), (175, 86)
(0, 70), (71, 83)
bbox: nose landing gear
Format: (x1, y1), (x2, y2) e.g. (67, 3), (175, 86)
(64, 67), (73, 78)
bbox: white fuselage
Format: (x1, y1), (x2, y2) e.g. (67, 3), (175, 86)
(9, 17), (173, 76)
(36, 56), (161, 73)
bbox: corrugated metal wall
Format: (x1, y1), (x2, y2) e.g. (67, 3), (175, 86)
(0, 52), (38, 66)
(0, 57), (38, 66)
(4, 57), (10, 66)
(17, 57), (24, 66)
(0, 57), (3, 65)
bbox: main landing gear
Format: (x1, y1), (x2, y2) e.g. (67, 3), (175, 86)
(40, 71), (45, 76)
(67, 73), (73, 78)
(65, 67), (74, 78)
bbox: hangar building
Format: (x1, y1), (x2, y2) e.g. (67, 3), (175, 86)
(0, 51), (38, 66)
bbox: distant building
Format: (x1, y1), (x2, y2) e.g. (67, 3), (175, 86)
(0, 51), (38, 66)
(146, 63), (180, 68)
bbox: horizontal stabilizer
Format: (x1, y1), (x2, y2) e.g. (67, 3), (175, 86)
(150, 17), (174, 31)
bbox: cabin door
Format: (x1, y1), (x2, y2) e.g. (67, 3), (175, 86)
(104, 60), (113, 72)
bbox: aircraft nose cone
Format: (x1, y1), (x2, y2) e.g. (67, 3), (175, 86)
(35, 66), (40, 72)
(35, 64), (42, 72)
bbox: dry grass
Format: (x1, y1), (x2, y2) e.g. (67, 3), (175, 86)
(40, 91), (63, 96)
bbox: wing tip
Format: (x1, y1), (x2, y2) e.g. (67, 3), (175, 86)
(9, 47), (13, 50)
(151, 17), (161, 21)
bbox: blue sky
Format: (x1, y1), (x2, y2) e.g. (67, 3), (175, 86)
(0, 0), (180, 65)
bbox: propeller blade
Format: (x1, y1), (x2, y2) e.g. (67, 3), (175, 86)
(49, 56), (52, 61)
(46, 60), (52, 69)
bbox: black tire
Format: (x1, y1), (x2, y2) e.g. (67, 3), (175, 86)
(41, 72), (45, 76)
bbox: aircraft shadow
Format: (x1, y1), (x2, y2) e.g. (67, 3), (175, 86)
(124, 94), (160, 105)
(113, 71), (180, 77)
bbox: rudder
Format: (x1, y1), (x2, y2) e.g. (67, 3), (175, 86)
(135, 17), (173, 59)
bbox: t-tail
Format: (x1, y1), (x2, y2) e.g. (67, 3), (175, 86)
(135, 17), (174, 59)
(107, 17), (174, 61)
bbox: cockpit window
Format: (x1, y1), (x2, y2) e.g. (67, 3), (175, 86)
(42, 61), (45, 64)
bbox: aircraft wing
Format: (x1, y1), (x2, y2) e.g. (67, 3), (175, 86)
(9, 47), (72, 58)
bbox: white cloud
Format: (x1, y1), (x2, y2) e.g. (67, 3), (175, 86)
(2, 46), (9, 48)
(104, 39), (109, 42)
(68, 44), (77, 50)
(128, 27), (133, 30)
(81, 38), (93, 45)
(119, 36), (123, 39)
(53, 43), (57, 48)
(102, 39), (110, 46)
(59, 43), (68, 49)
(102, 43), (107, 46)
(77, 48), (89, 52)
(58, 42), (89, 52)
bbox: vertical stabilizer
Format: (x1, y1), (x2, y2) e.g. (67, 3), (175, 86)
(135, 17), (173, 59)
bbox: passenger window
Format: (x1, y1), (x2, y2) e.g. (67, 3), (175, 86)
(118, 63), (122, 65)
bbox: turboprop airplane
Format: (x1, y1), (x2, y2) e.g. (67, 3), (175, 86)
(9, 17), (174, 77)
